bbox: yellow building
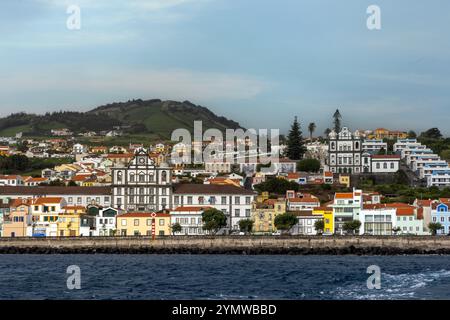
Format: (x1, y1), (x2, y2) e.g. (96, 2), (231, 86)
(370, 128), (408, 140)
(339, 175), (351, 188)
(252, 197), (286, 234)
(312, 207), (334, 234)
(116, 212), (171, 236)
(57, 206), (85, 237)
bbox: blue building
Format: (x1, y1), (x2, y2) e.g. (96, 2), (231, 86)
(431, 202), (450, 234)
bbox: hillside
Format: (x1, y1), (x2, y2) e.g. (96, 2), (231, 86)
(0, 99), (244, 140)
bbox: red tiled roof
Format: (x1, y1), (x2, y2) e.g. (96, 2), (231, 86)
(289, 197), (319, 203)
(371, 155), (401, 159)
(33, 197), (64, 205)
(396, 207), (415, 216)
(335, 193), (354, 199)
(172, 206), (211, 212)
(324, 172), (333, 177)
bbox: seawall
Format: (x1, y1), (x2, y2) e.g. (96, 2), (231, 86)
(0, 236), (450, 254)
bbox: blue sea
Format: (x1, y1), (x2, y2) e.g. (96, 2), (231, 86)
(0, 254), (450, 300)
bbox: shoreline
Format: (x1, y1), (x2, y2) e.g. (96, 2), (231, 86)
(0, 236), (450, 255)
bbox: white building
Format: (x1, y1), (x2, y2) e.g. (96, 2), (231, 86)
(291, 212), (322, 235)
(419, 163), (450, 179)
(394, 139), (423, 153)
(362, 139), (387, 153)
(170, 206), (207, 235)
(287, 196), (320, 211)
(359, 205), (396, 235)
(427, 170), (450, 188)
(362, 154), (400, 173)
(93, 207), (119, 236)
(172, 184), (256, 231)
(331, 189), (363, 234)
(72, 143), (87, 155)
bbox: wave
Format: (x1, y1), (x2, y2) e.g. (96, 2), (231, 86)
(331, 269), (450, 300)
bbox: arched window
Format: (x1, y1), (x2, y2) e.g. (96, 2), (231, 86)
(161, 171), (167, 182)
(139, 172), (145, 183)
(130, 173), (135, 183)
(117, 171), (122, 182)
(355, 142), (360, 149)
(331, 142), (335, 150)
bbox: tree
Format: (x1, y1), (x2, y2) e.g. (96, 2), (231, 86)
(314, 220), (324, 234)
(308, 122), (316, 140)
(171, 222), (182, 235)
(420, 128), (442, 140)
(324, 128), (331, 137)
(297, 158), (320, 172)
(254, 178), (300, 194)
(407, 130), (417, 139)
(202, 208), (227, 234)
(238, 219), (254, 234)
(392, 226), (401, 235)
(441, 149), (450, 162)
(274, 213), (297, 233)
(343, 220), (361, 235)
(286, 116), (306, 160)
(377, 147), (387, 155)
(333, 109), (342, 133)
(428, 222), (444, 236)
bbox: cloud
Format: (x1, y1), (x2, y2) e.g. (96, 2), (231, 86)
(0, 67), (273, 112)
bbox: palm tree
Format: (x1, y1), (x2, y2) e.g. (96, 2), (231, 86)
(308, 122), (316, 140)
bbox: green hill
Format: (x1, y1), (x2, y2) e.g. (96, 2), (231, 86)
(0, 99), (244, 140)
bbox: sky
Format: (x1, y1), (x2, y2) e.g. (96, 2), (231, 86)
(1, 0), (450, 135)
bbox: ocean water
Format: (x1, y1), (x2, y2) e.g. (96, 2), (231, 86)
(0, 254), (450, 300)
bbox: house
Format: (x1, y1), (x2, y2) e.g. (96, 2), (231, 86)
(205, 161), (232, 174)
(394, 139), (423, 154)
(339, 175), (351, 188)
(414, 199), (434, 232)
(251, 196), (286, 234)
(0, 186), (112, 208)
(57, 205), (86, 237)
(359, 204), (396, 235)
(0, 175), (24, 186)
(286, 172), (308, 184)
(323, 171), (334, 184)
(93, 207), (118, 236)
(312, 207), (334, 234)
(394, 205), (426, 235)
(116, 212), (171, 236)
(370, 128), (407, 140)
(2, 199), (32, 237)
(287, 196), (320, 212)
(72, 143), (87, 155)
(331, 189), (363, 235)
(291, 211), (323, 235)
(173, 183), (256, 231)
(362, 154), (400, 173)
(90, 146), (108, 154)
(24, 177), (49, 186)
(170, 206), (208, 235)
(362, 139), (387, 153)
(29, 197), (67, 237)
(431, 202), (450, 235)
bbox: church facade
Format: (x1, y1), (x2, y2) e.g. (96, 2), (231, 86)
(112, 148), (172, 212)
(327, 127), (363, 174)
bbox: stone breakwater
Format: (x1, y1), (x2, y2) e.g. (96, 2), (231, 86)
(1, 236), (450, 254)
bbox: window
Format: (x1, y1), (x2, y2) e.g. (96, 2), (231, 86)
(121, 219), (127, 226)
(134, 219), (139, 226)
(187, 197), (193, 205)
(159, 219), (165, 226)
(235, 209), (240, 217)
(146, 219), (152, 226)
(161, 171), (167, 182)
(174, 196), (180, 205)
(245, 197), (251, 205)
(390, 163), (395, 169)
(235, 197), (240, 205)
(221, 197), (227, 205)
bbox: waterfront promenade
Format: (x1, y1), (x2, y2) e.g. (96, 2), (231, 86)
(0, 236), (450, 254)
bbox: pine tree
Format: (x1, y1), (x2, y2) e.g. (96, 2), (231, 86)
(333, 109), (342, 133)
(286, 116), (306, 160)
